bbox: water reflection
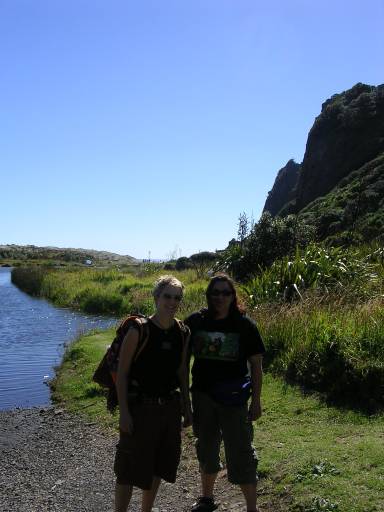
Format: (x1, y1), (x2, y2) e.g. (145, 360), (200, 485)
(0, 267), (116, 410)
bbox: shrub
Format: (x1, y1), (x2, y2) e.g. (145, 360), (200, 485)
(219, 212), (315, 280)
(175, 256), (193, 271)
(243, 243), (381, 305)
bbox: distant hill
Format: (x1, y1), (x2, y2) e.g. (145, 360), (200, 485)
(0, 244), (139, 266)
(263, 83), (384, 242)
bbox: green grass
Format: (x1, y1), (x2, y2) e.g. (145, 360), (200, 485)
(256, 376), (384, 511)
(255, 296), (384, 412)
(53, 330), (384, 512)
(12, 266), (208, 317)
(51, 328), (118, 427)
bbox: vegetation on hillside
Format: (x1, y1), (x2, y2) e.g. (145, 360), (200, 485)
(0, 244), (137, 266)
(299, 153), (384, 244)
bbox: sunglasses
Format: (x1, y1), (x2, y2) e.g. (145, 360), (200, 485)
(162, 293), (183, 302)
(209, 289), (233, 297)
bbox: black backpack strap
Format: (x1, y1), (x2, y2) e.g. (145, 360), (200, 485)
(132, 316), (150, 362)
(174, 318), (190, 351)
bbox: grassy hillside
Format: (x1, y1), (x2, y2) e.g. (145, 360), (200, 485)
(0, 244), (138, 266)
(298, 153), (384, 243)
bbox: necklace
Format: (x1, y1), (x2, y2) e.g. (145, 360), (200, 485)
(150, 314), (174, 331)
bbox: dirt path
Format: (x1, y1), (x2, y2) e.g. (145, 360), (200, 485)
(0, 407), (278, 512)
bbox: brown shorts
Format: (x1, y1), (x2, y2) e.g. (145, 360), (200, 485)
(114, 398), (182, 490)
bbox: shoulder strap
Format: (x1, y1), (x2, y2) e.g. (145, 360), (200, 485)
(174, 318), (190, 351)
(116, 314), (144, 336)
(115, 315), (150, 363)
(132, 317), (150, 362)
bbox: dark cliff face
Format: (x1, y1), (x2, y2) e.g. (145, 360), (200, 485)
(264, 83), (384, 222)
(296, 83), (384, 210)
(263, 159), (301, 216)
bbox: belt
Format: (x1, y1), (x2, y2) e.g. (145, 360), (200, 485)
(132, 391), (179, 406)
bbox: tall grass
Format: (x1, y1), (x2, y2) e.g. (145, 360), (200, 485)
(255, 294), (384, 412)
(11, 266), (208, 317)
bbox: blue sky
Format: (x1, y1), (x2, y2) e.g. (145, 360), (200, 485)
(1, 1), (383, 259)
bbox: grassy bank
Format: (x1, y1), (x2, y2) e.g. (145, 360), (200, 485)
(52, 330), (384, 512)
(256, 296), (384, 412)
(11, 266), (208, 317)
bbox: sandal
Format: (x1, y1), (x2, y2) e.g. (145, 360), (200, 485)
(191, 496), (219, 512)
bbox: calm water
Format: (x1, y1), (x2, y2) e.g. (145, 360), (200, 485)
(0, 267), (116, 410)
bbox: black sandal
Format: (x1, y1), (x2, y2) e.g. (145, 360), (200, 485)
(191, 496), (219, 512)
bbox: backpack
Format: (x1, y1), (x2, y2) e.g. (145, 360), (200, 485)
(93, 314), (189, 412)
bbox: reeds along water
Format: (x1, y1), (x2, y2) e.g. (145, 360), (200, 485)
(11, 265), (208, 317)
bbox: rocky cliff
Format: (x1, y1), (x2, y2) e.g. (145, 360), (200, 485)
(263, 159), (301, 216)
(263, 83), (384, 241)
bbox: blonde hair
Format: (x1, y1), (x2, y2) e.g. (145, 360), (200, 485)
(153, 275), (184, 298)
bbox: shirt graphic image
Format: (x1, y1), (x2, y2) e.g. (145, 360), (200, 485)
(193, 330), (240, 361)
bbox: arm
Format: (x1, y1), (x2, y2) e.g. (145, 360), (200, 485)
(248, 353), (263, 421)
(177, 333), (193, 428)
(116, 327), (139, 434)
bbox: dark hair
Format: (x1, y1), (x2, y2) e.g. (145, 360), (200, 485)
(205, 273), (245, 316)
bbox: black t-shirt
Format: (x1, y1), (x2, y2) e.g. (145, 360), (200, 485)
(185, 310), (265, 392)
(129, 319), (183, 396)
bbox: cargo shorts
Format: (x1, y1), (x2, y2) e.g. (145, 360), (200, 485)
(114, 398), (181, 490)
(192, 390), (258, 484)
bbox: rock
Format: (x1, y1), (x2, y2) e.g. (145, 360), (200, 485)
(263, 82), (384, 241)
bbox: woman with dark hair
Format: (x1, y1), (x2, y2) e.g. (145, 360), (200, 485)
(185, 274), (265, 512)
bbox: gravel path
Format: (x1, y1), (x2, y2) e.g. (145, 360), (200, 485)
(0, 407), (279, 512)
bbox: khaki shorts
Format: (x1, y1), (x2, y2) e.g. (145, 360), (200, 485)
(114, 398), (181, 490)
(192, 390), (258, 484)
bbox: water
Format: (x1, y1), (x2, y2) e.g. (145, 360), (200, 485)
(0, 267), (116, 410)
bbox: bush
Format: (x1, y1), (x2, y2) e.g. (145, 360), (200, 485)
(243, 243), (381, 305)
(189, 251), (217, 278)
(218, 212), (315, 280)
(175, 257), (193, 271)
(77, 289), (124, 315)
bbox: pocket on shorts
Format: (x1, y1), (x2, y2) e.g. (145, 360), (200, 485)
(114, 433), (134, 482)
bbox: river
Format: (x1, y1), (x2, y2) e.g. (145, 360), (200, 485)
(0, 267), (115, 410)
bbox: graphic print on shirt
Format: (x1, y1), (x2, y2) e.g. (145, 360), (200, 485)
(193, 330), (240, 361)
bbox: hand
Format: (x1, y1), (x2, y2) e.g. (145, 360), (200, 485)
(248, 398), (262, 422)
(182, 404), (193, 428)
(119, 410), (133, 434)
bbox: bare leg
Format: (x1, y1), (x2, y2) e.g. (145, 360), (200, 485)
(240, 483), (258, 511)
(201, 471), (218, 497)
(115, 483), (133, 512)
(141, 476), (161, 512)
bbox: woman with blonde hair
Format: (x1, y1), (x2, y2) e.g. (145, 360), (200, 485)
(114, 275), (192, 512)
